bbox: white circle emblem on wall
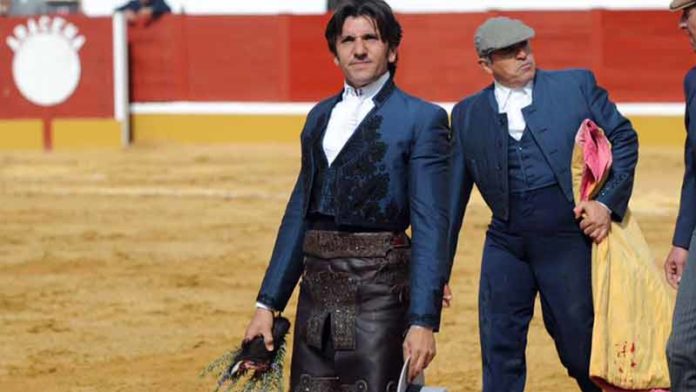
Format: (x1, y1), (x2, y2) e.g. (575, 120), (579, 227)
(6, 16), (86, 107)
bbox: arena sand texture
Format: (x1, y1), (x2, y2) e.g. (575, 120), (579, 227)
(0, 143), (683, 391)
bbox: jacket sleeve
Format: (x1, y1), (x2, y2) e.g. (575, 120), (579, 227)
(582, 71), (639, 221)
(407, 104), (451, 331)
(151, 0), (171, 15)
(446, 103), (475, 282)
(673, 70), (696, 249)
(255, 130), (309, 311)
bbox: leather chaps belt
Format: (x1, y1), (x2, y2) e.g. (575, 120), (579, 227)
(302, 230), (410, 259)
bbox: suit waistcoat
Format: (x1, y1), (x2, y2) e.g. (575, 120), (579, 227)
(308, 140), (338, 217)
(508, 128), (558, 192)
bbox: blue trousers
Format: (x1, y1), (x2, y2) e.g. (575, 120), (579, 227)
(479, 186), (600, 392)
(667, 229), (696, 391)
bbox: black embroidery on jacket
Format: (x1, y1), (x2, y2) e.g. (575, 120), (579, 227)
(337, 115), (396, 226)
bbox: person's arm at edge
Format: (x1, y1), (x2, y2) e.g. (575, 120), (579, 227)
(665, 69), (696, 288)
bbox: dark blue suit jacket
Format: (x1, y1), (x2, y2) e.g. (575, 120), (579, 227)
(447, 69), (638, 273)
(673, 67), (696, 249)
(257, 79), (451, 330)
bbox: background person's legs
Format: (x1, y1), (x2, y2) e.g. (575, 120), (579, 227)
(667, 230), (696, 392)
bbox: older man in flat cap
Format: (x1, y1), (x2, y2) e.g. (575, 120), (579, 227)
(446, 16), (638, 391)
(665, 1), (696, 390)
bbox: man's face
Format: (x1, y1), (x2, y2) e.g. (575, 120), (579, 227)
(680, 6), (696, 51)
(333, 16), (396, 88)
(479, 41), (536, 88)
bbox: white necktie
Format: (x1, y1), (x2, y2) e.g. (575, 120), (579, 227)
(505, 90), (530, 141)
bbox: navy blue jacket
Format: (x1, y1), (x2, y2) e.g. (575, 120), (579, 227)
(673, 67), (696, 249)
(116, 0), (171, 16)
(257, 79), (451, 330)
(447, 69), (638, 272)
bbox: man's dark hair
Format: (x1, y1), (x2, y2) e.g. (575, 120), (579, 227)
(325, 0), (402, 75)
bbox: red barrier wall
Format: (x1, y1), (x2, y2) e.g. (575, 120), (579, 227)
(128, 11), (693, 103)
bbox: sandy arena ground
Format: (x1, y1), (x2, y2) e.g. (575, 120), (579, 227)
(0, 143), (685, 391)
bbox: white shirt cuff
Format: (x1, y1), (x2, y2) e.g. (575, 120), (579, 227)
(256, 302), (275, 312)
(596, 201), (611, 214)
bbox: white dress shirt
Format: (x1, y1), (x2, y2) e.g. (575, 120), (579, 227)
(256, 72), (391, 312)
(494, 80), (533, 141)
(322, 72), (390, 166)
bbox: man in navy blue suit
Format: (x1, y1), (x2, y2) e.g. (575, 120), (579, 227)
(665, 1), (696, 390)
(242, 1), (450, 391)
(447, 17), (638, 391)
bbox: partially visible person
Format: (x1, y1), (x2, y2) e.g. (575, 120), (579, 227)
(665, 1), (696, 390)
(116, 0), (170, 25)
(0, 0), (10, 16)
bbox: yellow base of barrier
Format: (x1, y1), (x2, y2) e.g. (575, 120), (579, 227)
(0, 119), (122, 150)
(52, 119), (122, 149)
(0, 120), (44, 149)
(132, 114), (686, 146)
(133, 115), (305, 144)
(0, 115), (686, 149)
(630, 116), (686, 146)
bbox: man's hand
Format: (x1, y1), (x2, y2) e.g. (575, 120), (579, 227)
(402, 326), (436, 383)
(442, 284), (453, 308)
(574, 200), (611, 243)
(244, 308), (275, 351)
(665, 246), (689, 289)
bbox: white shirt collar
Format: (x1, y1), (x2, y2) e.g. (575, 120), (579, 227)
(493, 80), (534, 112)
(343, 72), (390, 101)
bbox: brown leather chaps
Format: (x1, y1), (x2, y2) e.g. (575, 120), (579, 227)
(289, 230), (411, 392)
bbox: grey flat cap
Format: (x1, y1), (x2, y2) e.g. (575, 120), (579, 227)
(670, 0), (696, 11)
(475, 17), (535, 57)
